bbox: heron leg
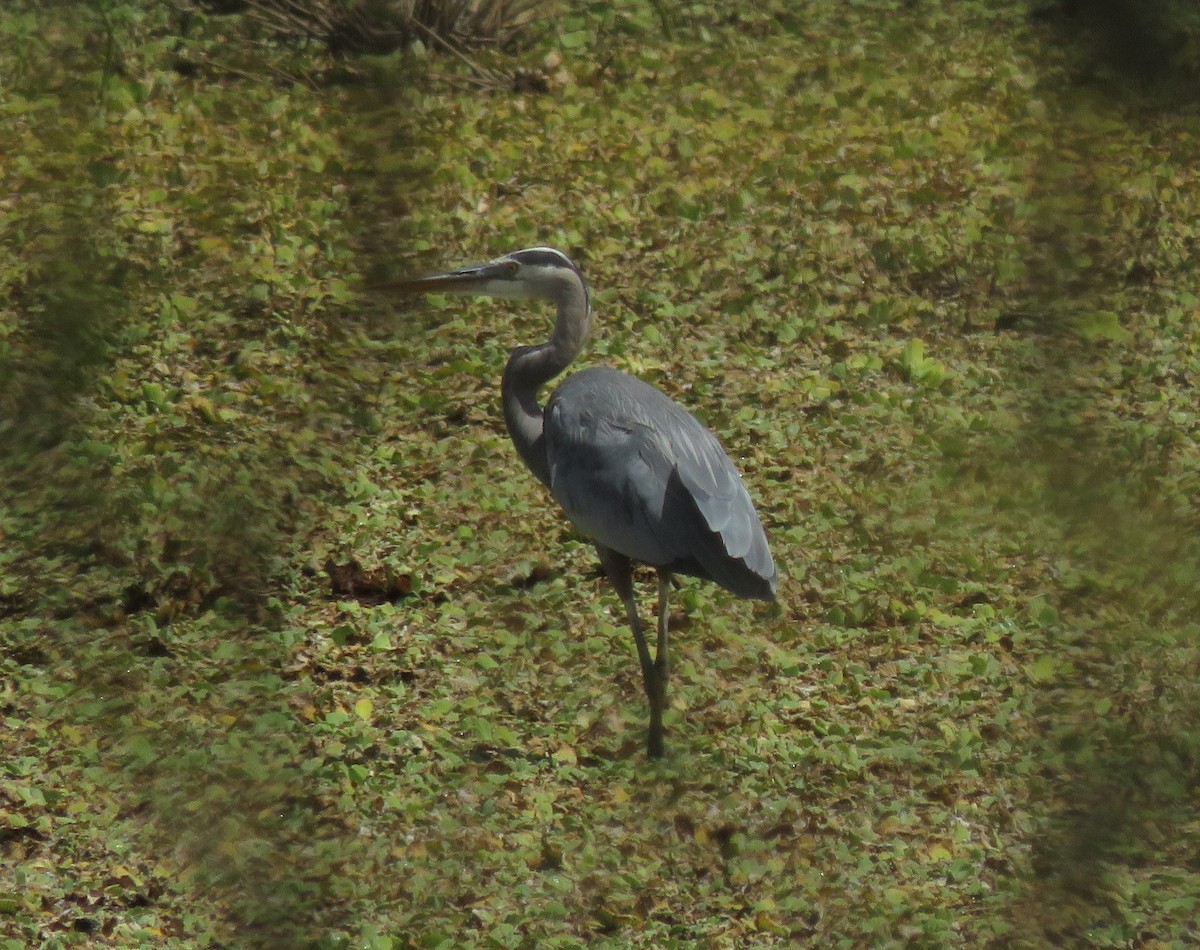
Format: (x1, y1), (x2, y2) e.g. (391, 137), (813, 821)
(655, 570), (671, 682)
(596, 546), (666, 758)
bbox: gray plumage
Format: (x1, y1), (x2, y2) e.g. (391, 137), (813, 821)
(388, 246), (776, 758)
(545, 366), (775, 600)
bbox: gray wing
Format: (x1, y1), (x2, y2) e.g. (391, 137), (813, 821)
(543, 366), (776, 600)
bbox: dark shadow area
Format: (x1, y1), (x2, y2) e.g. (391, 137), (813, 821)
(0, 106), (366, 950)
(990, 1), (1200, 939)
(1033, 0), (1200, 102)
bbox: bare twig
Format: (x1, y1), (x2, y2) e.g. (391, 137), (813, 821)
(408, 16), (507, 86)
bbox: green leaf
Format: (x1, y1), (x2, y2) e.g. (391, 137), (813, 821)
(1076, 310), (1132, 342)
(1026, 655), (1057, 683)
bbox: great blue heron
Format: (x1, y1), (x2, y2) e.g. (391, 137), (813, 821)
(389, 247), (776, 757)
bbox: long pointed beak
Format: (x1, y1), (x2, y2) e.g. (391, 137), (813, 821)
(372, 260), (511, 296)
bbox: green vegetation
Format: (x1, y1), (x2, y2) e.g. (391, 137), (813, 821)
(3, 1), (1199, 946)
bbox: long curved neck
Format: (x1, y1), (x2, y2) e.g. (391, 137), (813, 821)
(501, 275), (590, 489)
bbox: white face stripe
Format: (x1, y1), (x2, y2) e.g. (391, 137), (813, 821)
(510, 247), (578, 270)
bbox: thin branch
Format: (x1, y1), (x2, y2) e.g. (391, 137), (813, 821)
(408, 16), (506, 86)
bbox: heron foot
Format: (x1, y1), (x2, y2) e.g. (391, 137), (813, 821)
(644, 664), (668, 758)
(647, 722), (665, 758)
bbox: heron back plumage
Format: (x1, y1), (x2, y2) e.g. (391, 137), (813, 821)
(544, 366), (776, 600)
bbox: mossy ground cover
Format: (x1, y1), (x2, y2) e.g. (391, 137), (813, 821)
(2, 2), (1199, 947)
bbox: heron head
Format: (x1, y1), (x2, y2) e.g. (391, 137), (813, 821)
(385, 247), (588, 309)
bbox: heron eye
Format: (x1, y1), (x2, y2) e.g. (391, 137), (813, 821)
(506, 262), (519, 276)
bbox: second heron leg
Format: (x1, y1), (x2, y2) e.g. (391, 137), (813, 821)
(597, 546), (666, 758)
(653, 569), (671, 717)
